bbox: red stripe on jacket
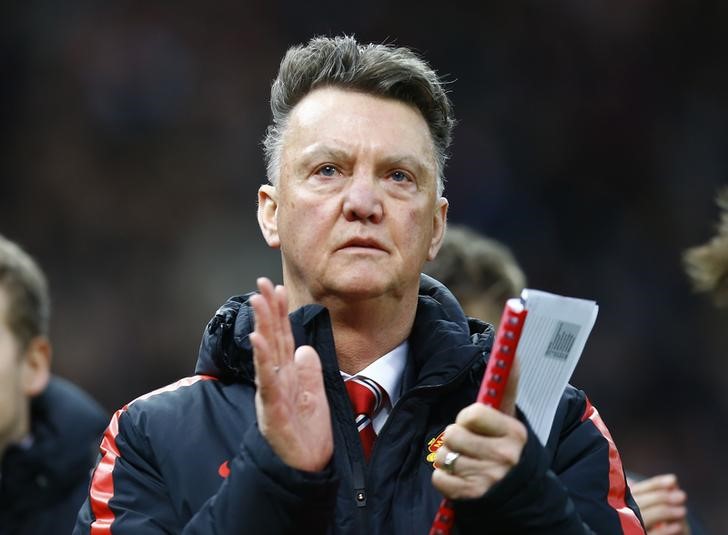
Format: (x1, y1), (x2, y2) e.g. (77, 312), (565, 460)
(88, 375), (215, 534)
(580, 397), (645, 535)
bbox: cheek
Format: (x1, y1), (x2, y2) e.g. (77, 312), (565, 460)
(406, 207), (435, 250)
(0, 374), (21, 427)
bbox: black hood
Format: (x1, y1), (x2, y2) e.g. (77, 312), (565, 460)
(195, 274), (493, 384)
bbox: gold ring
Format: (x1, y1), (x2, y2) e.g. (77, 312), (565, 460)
(441, 451), (460, 474)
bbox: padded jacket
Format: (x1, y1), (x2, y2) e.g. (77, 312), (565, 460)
(1, 376), (107, 535)
(74, 276), (645, 534)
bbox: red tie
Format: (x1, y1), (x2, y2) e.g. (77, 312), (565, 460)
(345, 376), (388, 461)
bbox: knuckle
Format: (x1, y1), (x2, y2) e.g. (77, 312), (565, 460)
(443, 424), (464, 447)
(462, 479), (489, 500)
(492, 442), (520, 467)
(456, 403), (479, 425)
(512, 421), (528, 443)
(443, 423), (457, 439)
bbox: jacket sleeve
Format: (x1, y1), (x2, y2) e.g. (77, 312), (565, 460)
(73, 408), (339, 534)
(453, 391), (645, 534)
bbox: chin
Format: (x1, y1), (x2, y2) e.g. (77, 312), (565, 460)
(324, 274), (405, 301)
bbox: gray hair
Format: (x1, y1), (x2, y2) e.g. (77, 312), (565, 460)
(263, 35), (455, 196)
(0, 235), (50, 350)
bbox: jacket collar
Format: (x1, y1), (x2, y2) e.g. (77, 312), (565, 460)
(194, 275), (493, 387)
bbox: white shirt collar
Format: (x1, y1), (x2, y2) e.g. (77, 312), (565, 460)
(340, 340), (408, 406)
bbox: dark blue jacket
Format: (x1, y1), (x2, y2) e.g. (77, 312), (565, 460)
(1, 376), (107, 535)
(74, 277), (645, 534)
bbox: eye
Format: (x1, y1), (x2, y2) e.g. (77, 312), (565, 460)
(314, 164), (340, 178)
(389, 170), (413, 183)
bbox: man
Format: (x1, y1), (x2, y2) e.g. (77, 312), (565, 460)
(0, 235), (107, 534)
(75, 36), (644, 533)
(427, 224), (702, 535)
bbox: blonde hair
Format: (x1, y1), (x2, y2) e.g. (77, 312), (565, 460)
(683, 188), (728, 306)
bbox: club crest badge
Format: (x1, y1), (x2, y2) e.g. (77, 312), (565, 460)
(425, 430), (446, 467)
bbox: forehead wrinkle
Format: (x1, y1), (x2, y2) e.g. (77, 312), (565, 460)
(282, 87), (438, 183)
(299, 143), (354, 163)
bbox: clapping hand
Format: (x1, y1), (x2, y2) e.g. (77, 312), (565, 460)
(249, 278), (333, 472)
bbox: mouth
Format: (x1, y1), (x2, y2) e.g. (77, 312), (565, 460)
(338, 238), (388, 253)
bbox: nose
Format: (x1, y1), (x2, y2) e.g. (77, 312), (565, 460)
(342, 175), (383, 223)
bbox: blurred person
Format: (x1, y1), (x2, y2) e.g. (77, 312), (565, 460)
(423, 224), (527, 326)
(684, 187), (728, 307)
(426, 224), (703, 535)
(75, 36), (644, 533)
(0, 235), (107, 535)
(628, 475), (701, 535)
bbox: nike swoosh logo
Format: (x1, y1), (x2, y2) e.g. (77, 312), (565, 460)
(218, 460), (230, 479)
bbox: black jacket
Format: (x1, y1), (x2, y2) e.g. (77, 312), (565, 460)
(75, 277), (644, 534)
(1, 376), (107, 535)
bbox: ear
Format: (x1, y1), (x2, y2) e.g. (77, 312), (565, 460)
(258, 184), (281, 249)
(21, 336), (51, 398)
(426, 197), (449, 261)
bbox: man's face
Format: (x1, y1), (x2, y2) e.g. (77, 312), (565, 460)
(259, 87), (448, 306)
(0, 287), (28, 453)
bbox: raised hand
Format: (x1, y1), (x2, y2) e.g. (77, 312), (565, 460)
(249, 277), (333, 472)
(629, 474), (691, 535)
(431, 358), (526, 500)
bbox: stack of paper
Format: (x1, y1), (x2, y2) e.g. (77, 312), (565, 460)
(514, 289), (599, 445)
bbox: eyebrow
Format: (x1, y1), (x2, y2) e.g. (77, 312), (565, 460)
(299, 145), (352, 166)
(298, 144), (434, 177)
(379, 155), (433, 177)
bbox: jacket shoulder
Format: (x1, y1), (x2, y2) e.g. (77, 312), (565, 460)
(123, 375), (220, 420)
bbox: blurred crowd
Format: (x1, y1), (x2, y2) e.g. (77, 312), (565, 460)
(2, 1), (727, 532)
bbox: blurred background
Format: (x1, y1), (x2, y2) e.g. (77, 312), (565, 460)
(2, 1), (726, 532)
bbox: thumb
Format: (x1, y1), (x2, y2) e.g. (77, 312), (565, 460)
(294, 345), (322, 370)
(293, 345), (326, 390)
(501, 356), (520, 417)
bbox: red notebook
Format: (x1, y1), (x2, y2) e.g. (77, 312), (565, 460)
(429, 298), (528, 535)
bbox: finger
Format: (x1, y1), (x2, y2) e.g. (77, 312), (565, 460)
(255, 278), (282, 367)
(431, 460), (485, 501)
(455, 403), (526, 442)
(274, 285), (295, 366)
(250, 292), (272, 347)
(264, 282), (285, 364)
(250, 294), (274, 360)
(431, 462), (467, 499)
(631, 474), (678, 494)
(640, 504), (687, 528)
(250, 331), (279, 401)
(294, 345), (324, 392)
(253, 278), (274, 336)
(634, 489), (687, 509)
(431, 447), (498, 500)
(442, 423), (523, 469)
(649, 521), (690, 535)
(434, 446), (485, 477)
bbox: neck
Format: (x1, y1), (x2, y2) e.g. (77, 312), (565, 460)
(326, 294), (417, 374)
(287, 284), (419, 374)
